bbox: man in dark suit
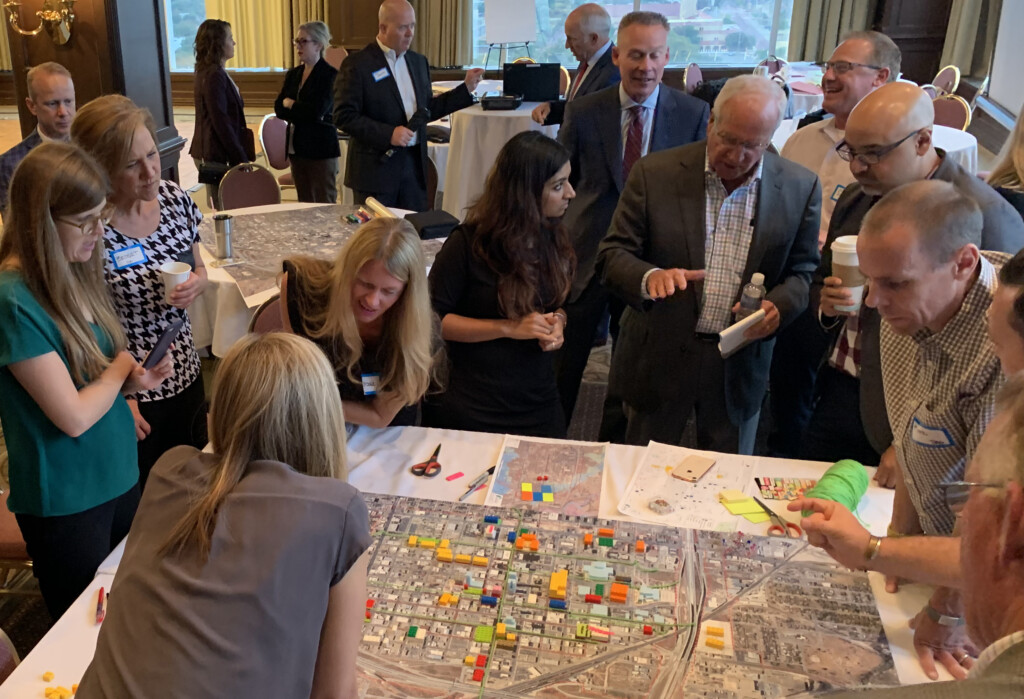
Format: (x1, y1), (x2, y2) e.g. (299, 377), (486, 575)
(555, 10), (708, 431)
(0, 62), (75, 212)
(596, 75), (821, 454)
(531, 3), (619, 126)
(333, 0), (483, 211)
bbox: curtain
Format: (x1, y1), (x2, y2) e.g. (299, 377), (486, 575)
(205, 0), (292, 69)
(291, 0), (329, 57)
(410, 0), (474, 67)
(787, 0), (876, 62)
(940, 0), (1001, 79)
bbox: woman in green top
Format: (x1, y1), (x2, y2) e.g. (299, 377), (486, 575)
(0, 143), (172, 621)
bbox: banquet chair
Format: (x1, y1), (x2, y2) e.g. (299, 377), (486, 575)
(932, 65), (960, 97)
(683, 63), (702, 94)
(932, 94), (972, 131)
(757, 55), (790, 82)
(0, 629), (18, 685)
(920, 84), (938, 99)
(559, 65), (571, 97)
(248, 294), (285, 334)
(512, 57), (536, 64)
(219, 163), (282, 210)
(324, 46), (348, 70)
(258, 114), (295, 190)
(0, 490), (37, 599)
(426, 157), (439, 212)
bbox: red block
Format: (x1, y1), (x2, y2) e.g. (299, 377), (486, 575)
(643, 625), (653, 635)
(475, 654), (487, 667)
(473, 669), (484, 682)
(585, 594), (602, 604)
(365, 611), (372, 619)
(366, 599), (375, 608)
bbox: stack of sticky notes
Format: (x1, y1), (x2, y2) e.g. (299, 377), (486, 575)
(718, 490), (770, 524)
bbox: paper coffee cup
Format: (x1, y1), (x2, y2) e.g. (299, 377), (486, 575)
(160, 261), (191, 305)
(830, 236), (866, 313)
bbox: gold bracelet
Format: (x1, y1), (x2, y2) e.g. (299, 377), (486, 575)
(864, 535), (883, 563)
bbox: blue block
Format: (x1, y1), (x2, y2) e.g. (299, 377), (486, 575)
(480, 595), (498, 607)
(541, 485), (552, 493)
(507, 531), (516, 542)
(533, 492), (543, 501)
(484, 515), (500, 524)
(548, 599), (567, 610)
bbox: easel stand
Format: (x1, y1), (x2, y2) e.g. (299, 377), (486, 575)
(485, 42), (532, 73)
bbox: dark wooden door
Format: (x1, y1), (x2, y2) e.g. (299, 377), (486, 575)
(873, 0), (954, 84)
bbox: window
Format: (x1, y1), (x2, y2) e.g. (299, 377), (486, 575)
(164, 0), (206, 72)
(471, 0), (793, 68)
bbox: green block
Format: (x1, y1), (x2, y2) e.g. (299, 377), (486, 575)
(407, 626), (418, 638)
(595, 584), (605, 595)
(598, 537), (613, 547)
(520, 528), (529, 534)
(474, 625), (494, 643)
(467, 587), (483, 595)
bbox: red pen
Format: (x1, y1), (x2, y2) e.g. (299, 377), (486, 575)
(95, 586), (106, 624)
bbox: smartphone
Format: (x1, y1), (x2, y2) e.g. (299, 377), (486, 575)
(142, 319), (184, 370)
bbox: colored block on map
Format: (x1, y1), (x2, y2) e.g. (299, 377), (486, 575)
(437, 549), (453, 562)
(521, 483), (533, 492)
(636, 540), (646, 553)
(549, 599), (567, 610)
(439, 593), (452, 606)
(609, 583), (629, 603)
(643, 625), (653, 635)
(480, 595), (498, 607)
(549, 569), (568, 599)
(595, 583), (605, 595)
(440, 539), (450, 548)
(366, 599), (375, 608)
(530, 539), (539, 551)
(455, 553), (472, 564)
(598, 537), (613, 547)
(484, 515), (500, 524)
(521, 491), (532, 501)
(541, 485), (552, 493)
(474, 626), (494, 643)
(706, 638), (725, 650)
(464, 654), (475, 666)
(521, 533), (537, 541)
(473, 669), (484, 682)
(707, 626), (725, 637)
(407, 626), (418, 638)
(576, 622), (590, 639)
(496, 623), (506, 637)
(508, 531), (516, 542)
(476, 654), (488, 667)
(598, 527), (614, 537)
(472, 556), (488, 567)
(419, 538), (437, 549)
(584, 593), (601, 604)
(407, 535), (418, 547)
(533, 492), (543, 501)
(583, 533), (593, 546)
(542, 493), (554, 502)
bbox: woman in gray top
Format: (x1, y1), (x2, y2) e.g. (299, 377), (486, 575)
(77, 333), (372, 698)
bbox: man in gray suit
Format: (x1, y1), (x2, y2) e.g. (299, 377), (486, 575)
(596, 75), (821, 454)
(531, 3), (619, 126)
(554, 10), (709, 429)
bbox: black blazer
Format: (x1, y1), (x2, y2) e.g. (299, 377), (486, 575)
(274, 58), (341, 159)
(333, 42), (474, 193)
(545, 45), (620, 126)
(189, 65), (252, 166)
(559, 84), (708, 298)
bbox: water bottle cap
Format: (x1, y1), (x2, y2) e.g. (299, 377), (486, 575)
(751, 273), (764, 286)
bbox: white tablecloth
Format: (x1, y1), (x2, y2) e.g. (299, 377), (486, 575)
(441, 103), (559, 218)
(3, 425), (956, 696)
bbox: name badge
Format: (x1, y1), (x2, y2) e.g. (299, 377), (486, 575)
(361, 372), (380, 396)
(910, 418), (955, 448)
(372, 67), (390, 82)
(110, 244), (148, 270)
(830, 183), (846, 202)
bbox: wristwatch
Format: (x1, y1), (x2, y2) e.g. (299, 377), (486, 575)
(925, 604), (965, 627)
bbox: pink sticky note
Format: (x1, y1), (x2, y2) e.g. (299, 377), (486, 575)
(446, 472), (465, 481)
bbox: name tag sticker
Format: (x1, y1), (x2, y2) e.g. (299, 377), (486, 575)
(830, 183), (846, 202)
(110, 244), (148, 270)
(361, 372), (381, 396)
(910, 418), (955, 448)
(372, 67), (390, 82)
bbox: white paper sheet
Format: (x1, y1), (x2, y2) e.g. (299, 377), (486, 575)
(718, 308), (766, 358)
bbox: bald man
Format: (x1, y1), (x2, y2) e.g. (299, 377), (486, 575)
(801, 82), (1024, 481)
(334, 0), (484, 211)
(531, 3), (620, 126)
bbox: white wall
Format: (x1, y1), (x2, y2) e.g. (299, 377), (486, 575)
(989, 0), (1024, 115)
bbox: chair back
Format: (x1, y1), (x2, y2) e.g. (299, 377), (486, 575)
(324, 46), (348, 70)
(559, 65), (571, 97)
(684, 63), (702, 94)
(248, 294), (285, 334)
(0, 629), (18, 684)
(259, 114), (290, 170)
(426, 157), (438, 211)
(932, 95), (972, 131)
(758, 56), (789, 81)
(920, 84), (938, 99)
(0, 492), (27, 562)
(932, 65), (960, 96)
(219, 163), (282, 210)
(512, 57), (536, 64)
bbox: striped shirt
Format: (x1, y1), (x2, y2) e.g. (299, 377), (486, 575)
(695, 155), (763, 333)
(881, 252), (1008, 534)
(972, 631), (1024, 678)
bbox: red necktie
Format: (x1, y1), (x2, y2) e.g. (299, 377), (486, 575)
(622, 105), (645, 182)
(569, 61), (588, 100)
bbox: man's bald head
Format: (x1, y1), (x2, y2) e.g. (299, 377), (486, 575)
(841, 82), (938, 195)
(564, 3), (611, 63)
(378, 0), (415, 54)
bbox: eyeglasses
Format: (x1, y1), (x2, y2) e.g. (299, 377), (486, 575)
(822, 60), (883, 75)
(714, 130), (771, 153)
(293, 38), (315, 46)
(57, 213), (110, 236)
(938, 481), (1003, 515)
(835, 129), (921, 165)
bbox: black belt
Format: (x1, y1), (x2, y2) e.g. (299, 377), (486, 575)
(694, 332), (719, 342)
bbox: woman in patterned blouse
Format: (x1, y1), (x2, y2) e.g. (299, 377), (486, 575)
(72, 95), (209, 489)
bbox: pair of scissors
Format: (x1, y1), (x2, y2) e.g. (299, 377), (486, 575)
(411, 444), (443, 478)
(752, 496), (802, 538)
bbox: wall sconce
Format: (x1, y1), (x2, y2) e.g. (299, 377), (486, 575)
(3, 0), (76, 45)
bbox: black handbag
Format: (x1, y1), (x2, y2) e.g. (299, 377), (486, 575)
(405, 210), (459, 240)
(197, 160), (230, 185)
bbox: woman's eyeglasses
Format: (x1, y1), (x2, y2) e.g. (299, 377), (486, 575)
(57, 213), (110, 236)
(293, 38), (315, 46)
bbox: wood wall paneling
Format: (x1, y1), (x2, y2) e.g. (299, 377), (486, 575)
(873, 0), (954, 84)
(331, 0), (379, 50)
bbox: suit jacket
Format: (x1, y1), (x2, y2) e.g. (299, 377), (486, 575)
(559, 84), (709, 299)
(333, 42), (474, 192)
(274, 58), (341, 159)
(544, 45), (620, 126)
(596, 143), (821, 424)
(826, 639), (1024, 698)
(189, 65), (252, 166)
(815, 150), (1024, 453)
(0, 129), (42, 212)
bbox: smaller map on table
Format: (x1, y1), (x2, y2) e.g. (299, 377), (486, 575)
(483, 436), (606, 517)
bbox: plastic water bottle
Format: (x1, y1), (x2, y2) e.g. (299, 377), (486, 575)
(735, 273), (766, 320)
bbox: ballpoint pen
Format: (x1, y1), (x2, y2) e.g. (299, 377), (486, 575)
(459, 466), (495, 502)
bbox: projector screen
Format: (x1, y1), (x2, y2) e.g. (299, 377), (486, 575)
(988, 0), (1024, 115)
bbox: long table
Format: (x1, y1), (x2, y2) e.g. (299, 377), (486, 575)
(0, 426), (955, 696)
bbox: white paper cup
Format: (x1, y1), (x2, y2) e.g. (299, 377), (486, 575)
(830, 236), (866, 313)
(160, 261), (191, 305)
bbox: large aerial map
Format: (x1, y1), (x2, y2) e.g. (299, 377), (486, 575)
(357, 494), (898, 698)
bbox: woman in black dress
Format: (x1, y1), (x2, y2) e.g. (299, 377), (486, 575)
(426, 131), (576, 438)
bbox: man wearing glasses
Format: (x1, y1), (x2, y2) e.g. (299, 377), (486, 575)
(800, 83), (1024, 475)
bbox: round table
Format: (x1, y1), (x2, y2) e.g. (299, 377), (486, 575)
(441, 103), (558, 218)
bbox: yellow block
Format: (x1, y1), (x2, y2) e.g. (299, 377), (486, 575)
(420, 539), (437, 549)
(506, 633), (516, 641)
(42, 672), (55, 682)
(706, 637), (725, 650)
(455, 554), (472, 564)
(407, 535), (418, 547)
(707, 626), (725, 637)
(440, 539), (450, 549)
(439, 593), (451, 606)
(549, 569), (568, 600)
(496, 623), (506, 637)
(465, 654), (476, 666)
(472, 556), (488, 567)
(437, 549), (453, 562)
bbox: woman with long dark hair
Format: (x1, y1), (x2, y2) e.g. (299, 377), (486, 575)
(426, 131), (576, 437)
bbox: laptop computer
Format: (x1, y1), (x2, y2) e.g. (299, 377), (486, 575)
(503, 62), (561, 102)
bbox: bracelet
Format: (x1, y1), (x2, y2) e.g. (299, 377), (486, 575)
(925, 604), (965, 627)
(864, 535), (883, 563)
(553, 311), (567, 328)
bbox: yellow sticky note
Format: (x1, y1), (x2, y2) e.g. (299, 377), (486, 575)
(723, 499), (764, 516)
(742, 512), (771, 524)
(718, 489), (748, 504)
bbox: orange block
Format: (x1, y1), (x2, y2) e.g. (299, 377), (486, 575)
(598, 527), (615, 537)
(530, 540), (539, 551)
(636, 540), (646, 553)
(609, 582), (629, 603)
(583, 533), (593, 546)
(521, 491), (532, 501)
(521, 533), (537, 541)
(515, 538), (525, 550)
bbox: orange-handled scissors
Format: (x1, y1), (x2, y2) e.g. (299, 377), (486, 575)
(411, 444), (443, 478)
(753, 496), (802, 538)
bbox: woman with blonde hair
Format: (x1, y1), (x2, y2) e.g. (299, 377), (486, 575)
(275, 20), (340, 202)
(282, 216), (435, 427)
(73, 94), (208, 489)
(987, 111), (1024, 219)
(77, 333), (371, 698)
(0, 143), (171, 620)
